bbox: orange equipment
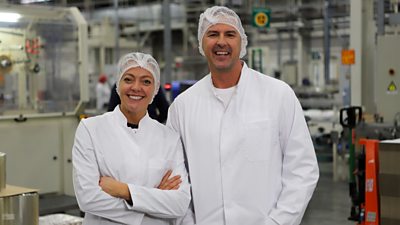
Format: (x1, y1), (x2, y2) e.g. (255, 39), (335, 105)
(358, 139), (380, 225)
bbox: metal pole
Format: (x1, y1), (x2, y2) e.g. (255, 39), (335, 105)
(289, 27), (294, 62)
(277, 30), (282, 69)
(377, 0), (385, 35)
(324, 0), (331, 85)
(0, 153), (6, 191)
(114, 0), (120, 63)
(163, 0), (172, 85)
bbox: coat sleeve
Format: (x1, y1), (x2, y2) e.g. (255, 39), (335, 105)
(166, 101), (196, 225)
(166, 100), (180, 133)
(72, 121), (143, 224)
(268, 88), (319, 225)
(126, 137), (191, 218)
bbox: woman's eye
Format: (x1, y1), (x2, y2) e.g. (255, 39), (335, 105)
(143, 79), (152, 85)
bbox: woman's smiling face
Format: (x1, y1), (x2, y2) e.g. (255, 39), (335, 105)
(118, 67), (155, 123)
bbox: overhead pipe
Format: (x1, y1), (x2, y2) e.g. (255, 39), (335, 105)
(163, 0), (172, 85)
(323, 0), (331, 85)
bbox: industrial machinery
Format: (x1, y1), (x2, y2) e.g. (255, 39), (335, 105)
(340, 106), (363, 222)
(372, 0), (400, 124)
(341, 109), (400, 225)
(0, 3), (88, 196)
(164, 80), (197, 102)
(357, 139), (380, 225)
(375, 35), (400, 123)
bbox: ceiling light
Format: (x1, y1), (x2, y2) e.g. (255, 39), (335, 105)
(0, 12), (21, 23)
(20, 0), (51, 3)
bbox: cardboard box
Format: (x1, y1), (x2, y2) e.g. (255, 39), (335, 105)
(0, 184), (38, 197)
(379, 140), (400, 225)
(0, 185), (39, 225)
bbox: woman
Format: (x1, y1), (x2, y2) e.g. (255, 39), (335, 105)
(72, 52), (191, 225)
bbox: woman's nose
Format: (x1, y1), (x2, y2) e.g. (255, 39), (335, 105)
(130, 81), (141, 90)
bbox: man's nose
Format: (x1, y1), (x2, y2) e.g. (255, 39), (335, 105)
(216, 34), (227, 45)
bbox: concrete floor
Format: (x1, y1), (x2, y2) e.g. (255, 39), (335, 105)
(301, 161), (355, 225)
(61, 162), (356, 225)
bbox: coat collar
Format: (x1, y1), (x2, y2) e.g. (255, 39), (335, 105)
(112, 105), (151, 131)
(206, 61), (250, 96)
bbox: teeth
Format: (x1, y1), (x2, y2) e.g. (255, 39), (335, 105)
(216, 51), (228, 55)
(129, 95), (143, 100)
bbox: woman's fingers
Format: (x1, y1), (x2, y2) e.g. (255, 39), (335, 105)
(159, 170), (172, 187)
(158, 172), (182, 190)
(170, 177), (182, 190)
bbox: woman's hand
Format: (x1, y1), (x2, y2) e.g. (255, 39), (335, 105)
(157, 170), (182, 190)
(99, 176), (131, 201)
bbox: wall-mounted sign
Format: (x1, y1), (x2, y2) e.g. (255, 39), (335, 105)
(252, 8), (270, 28)
(342, 49), (355, 65)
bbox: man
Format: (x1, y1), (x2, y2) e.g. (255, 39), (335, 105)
(167, 6), (319, 225)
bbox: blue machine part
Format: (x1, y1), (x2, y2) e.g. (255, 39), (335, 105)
(170, 80), (197, 100)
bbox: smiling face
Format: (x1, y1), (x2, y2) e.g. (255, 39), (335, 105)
(202, 23), (242, 74)
(118, 67), (155, 124)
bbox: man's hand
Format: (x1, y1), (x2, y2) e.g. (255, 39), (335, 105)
(157, 170), (182, 190)
(99, 176), (130, 201)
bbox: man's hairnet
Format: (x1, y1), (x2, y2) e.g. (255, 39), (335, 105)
(198, 6), (248, 58)
(116, 52), (160, 103)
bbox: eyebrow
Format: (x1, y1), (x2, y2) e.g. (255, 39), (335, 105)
(206, 29), (238, 34)
(123, 73), (153, 79)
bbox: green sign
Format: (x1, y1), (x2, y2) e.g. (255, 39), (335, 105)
(252, 8), (270, 28)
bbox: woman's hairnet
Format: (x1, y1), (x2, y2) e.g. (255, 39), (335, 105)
(198, 6), (248, 58)
(116, 52), (160, 103)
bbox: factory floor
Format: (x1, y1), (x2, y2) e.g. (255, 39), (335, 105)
(60, 162), (355, 225)
(301, 161), (355, 225)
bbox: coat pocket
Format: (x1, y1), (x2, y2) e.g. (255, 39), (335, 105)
(243, 120), (276, 162)
(147, 158), (175, 187)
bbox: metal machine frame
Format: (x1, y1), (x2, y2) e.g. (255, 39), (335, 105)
(0, 3), (88, 196)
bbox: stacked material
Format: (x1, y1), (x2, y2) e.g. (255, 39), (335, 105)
(39, 213), (83, 225)
(0, 152), (39, 225)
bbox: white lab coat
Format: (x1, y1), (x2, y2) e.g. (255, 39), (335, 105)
(167, 63), (319, 225)
(73, 106), (191, 225)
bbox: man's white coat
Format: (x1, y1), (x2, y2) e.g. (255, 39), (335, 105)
(167, 63), (319, 225)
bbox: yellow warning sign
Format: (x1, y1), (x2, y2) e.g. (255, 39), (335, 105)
(252, 9), (270, 28)
(255, 12), (268, 27)
(387, 81), (398, 94)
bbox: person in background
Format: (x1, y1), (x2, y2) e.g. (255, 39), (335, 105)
(108, 82), (170, 123)
(73, 52), (191, 225)
(96, 74), (111, 111)
(167, 6), (319, 225)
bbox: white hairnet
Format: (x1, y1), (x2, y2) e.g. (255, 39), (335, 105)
(198, 6), (248, 58)
(116, 52), (160, 103)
